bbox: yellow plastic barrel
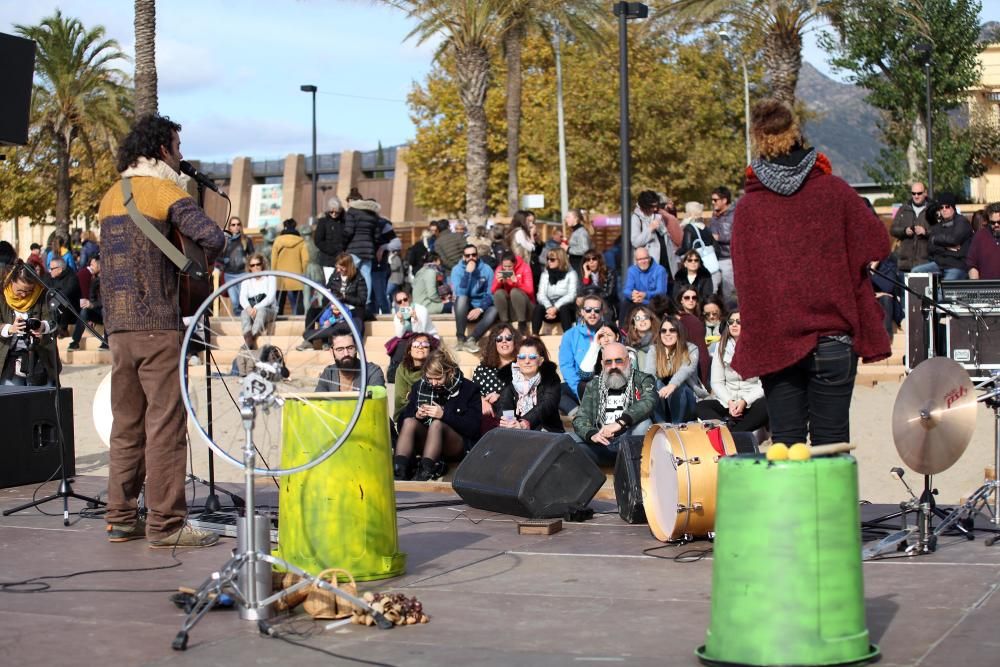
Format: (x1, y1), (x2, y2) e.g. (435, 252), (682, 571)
(697, 455), (878, 666)
(274, 388), (406, 581)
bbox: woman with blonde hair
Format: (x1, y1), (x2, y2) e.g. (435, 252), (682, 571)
(644, 316), (707, 423)
(394, 349), (482, 481)
(532, 246), (579, 334)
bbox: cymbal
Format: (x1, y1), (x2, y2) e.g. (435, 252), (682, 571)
(892, 357), (976, 475)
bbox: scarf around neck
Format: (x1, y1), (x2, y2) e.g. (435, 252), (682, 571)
(511, 365), (542, 418)
(748, 149), (832, 197)
(414, 371), (464, 418)
(4, 281), (44, 312)
(120, 156), (190, 189)
(546, 267), (568, 284)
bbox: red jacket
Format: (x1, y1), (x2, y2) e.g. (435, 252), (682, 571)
(731, 153), (891, 379)
(490, 255), (536, 303)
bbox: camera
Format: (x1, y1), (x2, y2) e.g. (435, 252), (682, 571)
(25, 318), (42, 332)
(399, 307), (412, 319)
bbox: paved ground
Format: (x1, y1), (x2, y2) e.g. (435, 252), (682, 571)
(2, 475), (1000, 667)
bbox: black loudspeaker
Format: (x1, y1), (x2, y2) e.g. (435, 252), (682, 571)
(0, 32), (36, 147)
(0, 387), (75, 489)
(613, 436), (646, 524)
(452, 430), (605, 518)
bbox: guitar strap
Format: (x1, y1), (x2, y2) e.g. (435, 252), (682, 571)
(121, 177), (205, 279)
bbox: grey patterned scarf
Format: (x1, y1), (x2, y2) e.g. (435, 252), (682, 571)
(751, 148), (817, 196)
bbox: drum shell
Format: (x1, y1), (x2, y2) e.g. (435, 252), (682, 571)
(698, 455), (877, 666)
(274, 389), (406, 581)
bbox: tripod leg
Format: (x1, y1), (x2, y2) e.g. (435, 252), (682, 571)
(174, 554), (248, 651)
(3, 493), (63, 516)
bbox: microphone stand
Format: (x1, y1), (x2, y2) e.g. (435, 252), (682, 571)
(3, 261), (105, 523)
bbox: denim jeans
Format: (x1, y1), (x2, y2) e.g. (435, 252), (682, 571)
(761, 337), (858, 445)
(454, 296), (498, 342)
(910, 261), (967, 281)
(224, 273), (246, 315)
(653, 380), (697, 424)
(368, 266), (390, 315)
(351, 254), (373, 303)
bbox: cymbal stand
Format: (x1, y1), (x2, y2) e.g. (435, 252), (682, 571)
(172, 371), (392, 651)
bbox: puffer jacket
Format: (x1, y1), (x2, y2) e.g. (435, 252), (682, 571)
(343, 199), (381, 261)
(536, 268), (579, 309)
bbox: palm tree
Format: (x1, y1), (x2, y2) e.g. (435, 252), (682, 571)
(499, 1), (606, 214)
(663, 0), (845, 106)
(15, 11), (131, 239)
(386, 0), (513, 224)
(134, 0), (158, 117)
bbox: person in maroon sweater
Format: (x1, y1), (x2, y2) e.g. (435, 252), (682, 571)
(967, 204), (1000, 280)
(731, 99), (891, 446)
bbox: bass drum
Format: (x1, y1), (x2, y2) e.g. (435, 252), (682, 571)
(640, 421), (738, 542)
(92, 369), (201, 448)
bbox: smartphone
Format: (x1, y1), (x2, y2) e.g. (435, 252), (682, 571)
(500, 271), (514, 279)
(502, 410), (515, 421)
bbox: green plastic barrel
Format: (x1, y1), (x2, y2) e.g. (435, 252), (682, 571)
(696, 455), (878, 667)
(273, 388), (406, 581)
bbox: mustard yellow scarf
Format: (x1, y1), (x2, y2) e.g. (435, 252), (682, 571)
(4, 281), (43, 312)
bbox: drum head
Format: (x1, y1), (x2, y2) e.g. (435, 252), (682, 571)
(641, 425), (680, 542)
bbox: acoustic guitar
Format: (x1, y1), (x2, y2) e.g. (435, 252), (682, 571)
(170, 227), (211, 317)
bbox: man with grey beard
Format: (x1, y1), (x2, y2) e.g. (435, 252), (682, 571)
(572, 342), (656, 466)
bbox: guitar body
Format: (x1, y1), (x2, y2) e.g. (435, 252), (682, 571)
(170, 227), (211, 317)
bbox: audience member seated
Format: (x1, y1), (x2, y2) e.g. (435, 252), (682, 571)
(621, 247), (668, 323)
(394, 350), (482, 481)
(676, 202), (721, 293)
(869, 255), (903, 338)
(44, 257), (80, 336)
(575, 322), (620, 395)
(1, 262), (58, 387)
(702, 295), (726, 354)
(696, 310), (769, 432)
(559, 294), (611, 413)
(472, 322), (522, 429)
(672, 250), (714, 302)
(577, 250), (618, 319)
(299, 253), (367, 351)
(910, 192), (973, 280)
(645, 316), (707, 423)
(393, 333), (438, 420)
(238, 253), (276, 350)
(314, 323), (385, 392)
(412, 252), (451, 314)
(68, 254), (107, 351)
(494, 336), (564, 432)
(967, 202), (1000, 280)
(491, 251), (534, 335)
(532, 247), (578, 334)
(385, 287), (440, 381)
(571, 341), (656, 466)
(675, 289), (710, 383)
(451, 244), (497, 352)
(677, 286), (702, 319)
(625, 305), (659, 371)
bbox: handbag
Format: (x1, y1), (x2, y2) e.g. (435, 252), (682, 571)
(691, 226), (720, 274)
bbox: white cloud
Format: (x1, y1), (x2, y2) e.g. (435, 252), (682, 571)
(155, 37), (224, 94)
(180, 114), (355, 162)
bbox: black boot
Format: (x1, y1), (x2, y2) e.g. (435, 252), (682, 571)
(393, 455), (411, 481)
(413, 457), (447, 482)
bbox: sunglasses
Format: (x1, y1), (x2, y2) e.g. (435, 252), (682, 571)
(704, 310), (721, 318)
(463, 253), (478, 259)
(230, 222), (242, 227)
(547, 256), (558, 261)
(728, 319), (742, 325)
(495, 334), (514, 342)
(633, 314), (650, 322)
(685, 257), (700, 263)
(396, 297), (409, 304)
(911, 191), (926, 196)
(582, 306), (602, 314)
(660, 327), (677, 334)
(412, 341), (431, 349)
(682, 295), (697, 301)
(517, 353), (539, 361)
(602, 357), (627, 367)
(249, 263), (263, 268)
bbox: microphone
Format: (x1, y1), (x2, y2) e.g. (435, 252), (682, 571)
(179, 160), (224, 196)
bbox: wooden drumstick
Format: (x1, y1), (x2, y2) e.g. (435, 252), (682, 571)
(808, 442), (856, 457)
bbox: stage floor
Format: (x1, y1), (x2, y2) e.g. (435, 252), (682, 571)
(2, 475), (1000, 667)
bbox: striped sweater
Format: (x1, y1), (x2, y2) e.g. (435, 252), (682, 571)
(98, 176), (225, 333)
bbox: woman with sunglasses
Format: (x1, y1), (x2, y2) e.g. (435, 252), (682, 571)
(626, 305), (659, 371)
(696, 311), (768, 432)
(217, 216), (255, 316)
(494, 337), (564, 432)
(577, 250), (617, 315)
(672, 251), (714, 303)
(385, 288), (440, 381)
(532, 247), (579, 334)
(702, 295), (727, 353)
(394, 350), (481, 481)
(677, 287), (702, 319)
(645, 317), (707, 423)
(565, 209), (594, 275)
(393, 333), (437, 421)
(472, 322), (523, 423)
(238, 253), (276, 350)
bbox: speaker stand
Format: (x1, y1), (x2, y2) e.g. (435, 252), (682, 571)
(3, 316), (104, 524)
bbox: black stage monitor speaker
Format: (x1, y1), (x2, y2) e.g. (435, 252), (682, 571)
(0, 32), (36, 147)
(452, 430), (605, 519)
(0, 387), (75, 489)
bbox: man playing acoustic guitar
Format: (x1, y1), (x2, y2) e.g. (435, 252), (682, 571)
(97, 115), (225, 548)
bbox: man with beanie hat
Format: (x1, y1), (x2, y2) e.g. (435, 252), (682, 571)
(911, 192), (973, 280)
(967, 203), (1000, 280)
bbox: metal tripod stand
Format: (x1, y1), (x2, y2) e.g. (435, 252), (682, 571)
(172, 371), (391, 650)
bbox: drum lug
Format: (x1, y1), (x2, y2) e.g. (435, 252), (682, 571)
(677, 503), (704, 513)
(675, 456), (701, 466)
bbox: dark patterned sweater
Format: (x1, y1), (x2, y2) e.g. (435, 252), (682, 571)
(98, 176), (225, 333)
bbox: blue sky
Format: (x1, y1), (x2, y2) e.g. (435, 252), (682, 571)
(4, 1), (999, 163)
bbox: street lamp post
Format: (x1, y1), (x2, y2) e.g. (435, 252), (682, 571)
(719, 31), (752, 167)
(915, 43), (934, 199)
(613, 1), (648, 289)
(554, 27), (569, 227)
(300, 84), (318, 224)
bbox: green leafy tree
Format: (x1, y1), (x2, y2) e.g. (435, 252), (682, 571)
(15, 10), (131, 239)
(820, 0), (984, 197)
